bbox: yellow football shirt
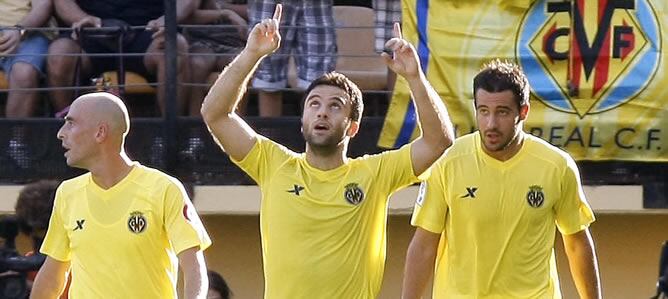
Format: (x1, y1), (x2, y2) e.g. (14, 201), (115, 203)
(41, 163), (211, 299)
(233, 136), (422, 298)
(412, 132), (595, 299)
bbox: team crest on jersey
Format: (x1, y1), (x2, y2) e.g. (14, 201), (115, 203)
(526, 185), (545, 208)
(516, 0), (661, 118)
(128, 211), (147, 234)
(344, 183), (365, 205)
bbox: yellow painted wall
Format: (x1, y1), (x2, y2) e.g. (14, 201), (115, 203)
(202, 214), (668, 298)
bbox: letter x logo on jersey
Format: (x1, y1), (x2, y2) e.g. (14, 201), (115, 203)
(287, 184), (305, 196)
(74, 219), (85, 231)
(460, 187), (478, 199)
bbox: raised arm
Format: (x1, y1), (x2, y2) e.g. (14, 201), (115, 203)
(201, 4), (282, 161)
(30, 257), (70, 299)
(381, 23), (454, 176)
(562, 229), (602, 299)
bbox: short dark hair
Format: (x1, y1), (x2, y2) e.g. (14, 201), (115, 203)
(473, 59), (530, 109)
(15, 180), (60, 233)
(304, 72), (364, 122)
(208, 270), (232, 299)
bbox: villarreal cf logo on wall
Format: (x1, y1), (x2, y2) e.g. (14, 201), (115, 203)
(516, 0), (661, 118)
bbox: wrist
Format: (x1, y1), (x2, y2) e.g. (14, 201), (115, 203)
(13, 25), (25, 38)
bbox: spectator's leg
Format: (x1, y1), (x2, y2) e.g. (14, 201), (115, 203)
(145, 33), (190, 116)
(188, 45), (216, 117)
(295, 0), (336, 90)
(5, 34), (50, 117)
(250, 0), (297, 117)
(6, 62), (40, 117)
(47, 38), (91, 113)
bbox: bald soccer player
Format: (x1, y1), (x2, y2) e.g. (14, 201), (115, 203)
(31, 92), (212, 299)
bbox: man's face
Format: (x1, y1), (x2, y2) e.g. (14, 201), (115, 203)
(301, 85), (355, 150)
(475, 89), (527, 153)
(56, 101), (98, 168)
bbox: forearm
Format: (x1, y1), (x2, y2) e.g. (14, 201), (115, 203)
(179, 248), (208, 299)
(53, 0), (89, 26)
(19, 0), (52, 28)
(183, 271), (207, 299)
(201, 49), (263, 121)
(406, 73), (454, 150)
(564, 231), (601, 299)
(402, 242), (437, 299)
(176, 0), (200, 23)
(188, 10), (223, 24)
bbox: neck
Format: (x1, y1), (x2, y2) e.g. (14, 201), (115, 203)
(305, 142), (348, 171)
(485, 131), (525, 162)
(88, 151), (134, 189)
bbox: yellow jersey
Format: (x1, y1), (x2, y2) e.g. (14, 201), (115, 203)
(41, 163), (211, 299)
(233, 136), (422, 298)
(412, 132), (595, 299)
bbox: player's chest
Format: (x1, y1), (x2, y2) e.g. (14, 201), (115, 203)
(447, 166), (560, 219)
(64, 198), (163, 248)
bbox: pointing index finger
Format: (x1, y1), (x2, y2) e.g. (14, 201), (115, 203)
(393, 22), (402, 39)
(273, 4), (283, 22)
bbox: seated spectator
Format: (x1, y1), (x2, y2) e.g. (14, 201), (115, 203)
(207, 270), (231, 299)
(46, 0), (197, 116)
(185, 0), (247, 117)
(1, 0), (53, 169)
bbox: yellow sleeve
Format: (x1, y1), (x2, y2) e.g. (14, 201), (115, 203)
(164, 179), (212, 254)
(373, 143), (424, 193)
(230, 136), (293, 185)
(40, 186), (71, 262)
(554, 157), (595, 235)
(411, 160), (448, 234)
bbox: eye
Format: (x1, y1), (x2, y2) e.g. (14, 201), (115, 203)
(330, 102), (342, 110)
(308, 100), (320, 108)
(477, 108), (489, 115)
(499, 109), (509, 116)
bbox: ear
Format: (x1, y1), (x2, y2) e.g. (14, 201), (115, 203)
(346, 121), (360, 138)
(95, 123), (108, 143)
(518, 104), (530, 121)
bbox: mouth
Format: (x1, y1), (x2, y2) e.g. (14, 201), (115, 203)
(485, 132), (501, 143)
(313, 122), (330, 133)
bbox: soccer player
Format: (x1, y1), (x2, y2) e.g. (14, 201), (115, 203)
(200, 4), (454, 298)
(31, 92), (211, 299)
(402, 60), (602, 299)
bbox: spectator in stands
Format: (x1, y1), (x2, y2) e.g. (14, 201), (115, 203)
(31, 92), (211, 298)
(372, 0), (401, 90)
(207, 270), (231, 299)
(249, 0), (337, 117)
(1, 0), (53, 117)
(46, 0), (198, 116)
(1, 0), (53, 169)
(185, 0), (248, 117)
(402, 60), (601, 299)
(201, 4), (454, 297)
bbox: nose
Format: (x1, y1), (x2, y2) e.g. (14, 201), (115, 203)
(56, 125), (65, 140)
(485, 114), (498, 130)
(316, 106), (328, 119)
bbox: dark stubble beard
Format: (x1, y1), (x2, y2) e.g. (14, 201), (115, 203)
(303, 128), (345, 156)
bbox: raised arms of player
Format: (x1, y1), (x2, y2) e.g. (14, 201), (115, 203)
(179, 246), (208, 299)
(381, 23), (454, 176)
(562, 229), (602, 299)
(30, 257), (70, 299)
(201, 4), (282, 161)
(401, 228), (441, 299)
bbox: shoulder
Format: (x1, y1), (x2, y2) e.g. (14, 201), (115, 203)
(437, 132), (478, 166)
(133, 164), (185, 190)
(57, 173), (91, 198)
(524, 134), (574, 167)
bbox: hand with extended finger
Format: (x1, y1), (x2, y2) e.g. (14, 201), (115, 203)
(381, 23), (421, 80)
(245, 4), (282, 58)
